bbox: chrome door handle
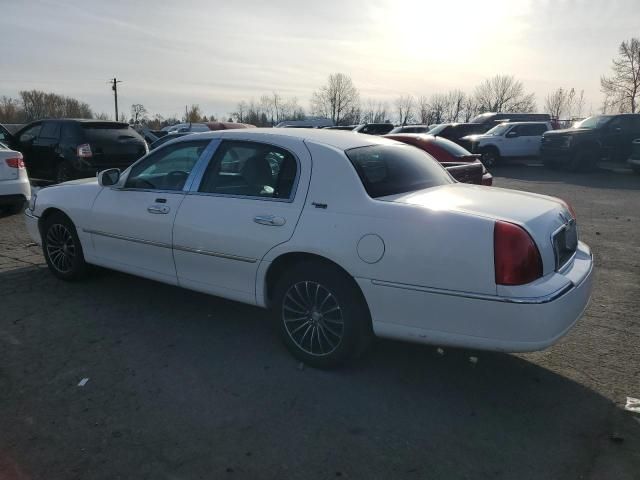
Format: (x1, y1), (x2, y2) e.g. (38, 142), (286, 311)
(254, 215), (286, 226)
(147, 205), (170, 214)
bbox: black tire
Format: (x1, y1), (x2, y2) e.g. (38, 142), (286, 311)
(569, 148), (598, 172)
(42, 212), (88, 281)
(480, 147), (500, 168)
(55, 160), (75, 184)
(272, 261), (372, 368)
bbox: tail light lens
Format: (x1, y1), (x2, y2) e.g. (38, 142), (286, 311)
(77, 143), (92, 158)
(494, 221), (543, 285)
(5, 156), (25, 168)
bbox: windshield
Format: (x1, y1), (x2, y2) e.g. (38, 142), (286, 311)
(484, 123), (511, 136)
(346, 144), (454, 198)
(573, 115), (613, 129)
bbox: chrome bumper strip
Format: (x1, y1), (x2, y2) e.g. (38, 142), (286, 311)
(370, 280), (574, 304)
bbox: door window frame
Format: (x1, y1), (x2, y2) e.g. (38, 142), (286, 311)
(187, 139), (302, 203)
(114, 138), (219, 194)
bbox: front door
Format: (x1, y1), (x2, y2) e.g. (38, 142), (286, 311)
(173, 138), (310, 304)
(32, 121), (61, 179)
(87, 139), (211, 284)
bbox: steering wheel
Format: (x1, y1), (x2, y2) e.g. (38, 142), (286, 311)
(166, 170), (190, 189)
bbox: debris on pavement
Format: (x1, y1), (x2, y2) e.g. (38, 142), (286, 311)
(436, 347), (444, 356)
(469, 356), (478, 365)
(77, 378), (89, 387)
(624, 397), (640, 413)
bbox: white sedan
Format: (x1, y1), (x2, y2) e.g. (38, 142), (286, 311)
(24, 129), (593, 367)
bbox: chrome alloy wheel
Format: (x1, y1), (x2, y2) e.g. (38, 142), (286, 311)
(282, 281), (344, 356)
(45, 223), (76, 273)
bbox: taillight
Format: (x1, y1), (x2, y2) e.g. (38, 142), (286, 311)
(77, 143), (92, 158)
(5, 156), (25, 168)
(494, 221), (543, 285)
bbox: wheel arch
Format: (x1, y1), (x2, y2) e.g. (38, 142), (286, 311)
(38, 207), (74, 234)
(262, 251), (371, 316)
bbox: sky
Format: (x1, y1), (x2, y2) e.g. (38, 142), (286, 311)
(2, 0), (639, 120)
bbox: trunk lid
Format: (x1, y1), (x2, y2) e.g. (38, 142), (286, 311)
(381, 183), (576, 274)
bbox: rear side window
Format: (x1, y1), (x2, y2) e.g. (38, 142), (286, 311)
(39, 122), (60, 139)
(346, 145), (453, 198)
(434, 137), (472, 156)
(81, 123), (142, 143)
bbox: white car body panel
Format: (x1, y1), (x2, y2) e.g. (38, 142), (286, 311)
(0, 146), (31, 206)
(24, 128), (593, 353)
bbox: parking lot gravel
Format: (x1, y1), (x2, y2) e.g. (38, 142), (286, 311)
(1, 165), (639, 479)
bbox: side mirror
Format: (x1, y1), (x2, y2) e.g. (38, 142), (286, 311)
(98, 168), (120, 187)
(506, 130), (518, 138)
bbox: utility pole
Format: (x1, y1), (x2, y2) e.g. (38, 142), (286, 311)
(109, 78), (123, 121)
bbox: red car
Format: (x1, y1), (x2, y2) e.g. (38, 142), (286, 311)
(385, 134), (493, 186)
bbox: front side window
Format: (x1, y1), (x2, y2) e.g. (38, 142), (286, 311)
(125, 140), (209, 190)
(346, 144), (454, 198)
(198, 140), (298, 199)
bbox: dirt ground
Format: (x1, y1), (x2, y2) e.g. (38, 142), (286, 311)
(1, 164), (639, 479)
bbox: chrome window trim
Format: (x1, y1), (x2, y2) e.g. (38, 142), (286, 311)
(111, 138), (218, 194)
(173, 244), (257, 263)
(370, 279), (574, 304)
(187, 139), (301, 204)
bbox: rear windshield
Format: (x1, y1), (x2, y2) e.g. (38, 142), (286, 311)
(434, 137), (472, 156)
(81, 123), (142, 142)
(427, 124), (448, 136)
(346, 144), (453, 198)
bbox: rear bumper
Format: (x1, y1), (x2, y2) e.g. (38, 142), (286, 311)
(357, 242), (593, 352)
(0, 177), (31, 204)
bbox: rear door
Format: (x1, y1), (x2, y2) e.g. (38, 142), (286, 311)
(172, 137), (310, 304)
(521, 123), (549, 156)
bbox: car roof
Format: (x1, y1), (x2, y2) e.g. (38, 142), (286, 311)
(185, 127), (396, 150)
(498, 121), (550, 126)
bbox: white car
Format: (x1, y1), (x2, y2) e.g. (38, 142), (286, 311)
(0, 142), (30, 214)
(24, 129), (593, 367)
(464, 121), (553, 167)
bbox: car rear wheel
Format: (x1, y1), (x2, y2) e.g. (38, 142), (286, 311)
(480, 147), (500, 168)
(272, 261), (372, 368)
(42, 212), (87, 281)
(569, 148), (598, 172)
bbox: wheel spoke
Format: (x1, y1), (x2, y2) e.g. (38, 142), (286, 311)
(45, 223), (75, 273)
(282, 280), (344, 357)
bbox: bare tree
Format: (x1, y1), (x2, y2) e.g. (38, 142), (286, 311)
(416, 96), (430, 124)
(443, 90), (466, 123)
(19, 90), (92, 121)
(601, 37), (640, 113)
(474, 75), (536, 113)
(361, 99), (388, 123)
(545, 88), (567, 120)
(395, 95), (414, 125)
(462, 95), (479, 122)
(130, 104), (148, 124)
(310, 73), (360, 125)
(574, 90), (586, 118)
(428, 94), (447, 124)
(184, 104), (203, 123)
(0, 96), (23, 123)
(232, 101), (248, 123)
(93, 112), (111, 120)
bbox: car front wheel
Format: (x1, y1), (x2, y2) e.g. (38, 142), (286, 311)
(42, 212), (87, 280)
(480, 148), (500, 168)
(272, 261), (372, 368)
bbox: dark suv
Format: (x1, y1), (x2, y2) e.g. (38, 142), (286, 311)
(427, 123), (485, 149)
(11, 119), (147, 183)
(541, 114), (640, 171)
